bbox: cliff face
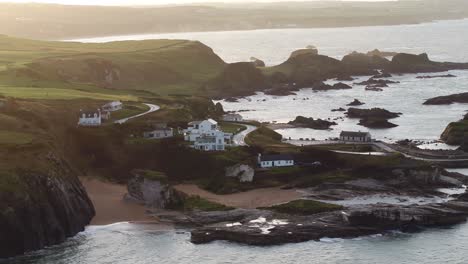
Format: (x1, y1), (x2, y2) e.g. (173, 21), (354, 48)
(0, 100), (95, 258)
(0, 170), (95, 258)
(0, 173), (94, 258)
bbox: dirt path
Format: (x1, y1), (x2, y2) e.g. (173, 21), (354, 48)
(174, 184), (303, 209)
(80, 177), (156, 225)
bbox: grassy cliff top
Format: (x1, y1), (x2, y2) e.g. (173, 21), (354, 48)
(0, 35), (226, 97)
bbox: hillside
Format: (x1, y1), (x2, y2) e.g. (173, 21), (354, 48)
(1, 1), (468, 40)
(0, 35), (226, 96)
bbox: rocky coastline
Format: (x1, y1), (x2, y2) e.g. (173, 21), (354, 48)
(143, 166), (468, 247)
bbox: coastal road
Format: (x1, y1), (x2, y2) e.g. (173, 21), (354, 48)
(232, 124), (258, 146)
(114, 103), (160, 124)
(331, 142), (468, 163)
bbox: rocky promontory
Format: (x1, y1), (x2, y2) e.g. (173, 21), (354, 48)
(441, 113), (468, 148)
(188, 167), (468, 246)
(424, 92), (468, 105)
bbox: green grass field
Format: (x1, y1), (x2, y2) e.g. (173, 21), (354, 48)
(0, 86), (138, 101)
(0, 35), (225, 97)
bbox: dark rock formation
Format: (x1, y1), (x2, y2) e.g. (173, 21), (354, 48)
(386, 53), (468, 73)
(264, 85), (297, 96)
(268, 53), (344, 88)
(365, 86), (384, 92)
(290, 47), (318, 59)
(288, 116), (337, 130)
(366, 49), (398, 58)
(126, 171), (184, 209)
(355, 78), (399, 87)
(332, 107), (346, 112)
(347, 99), (365, 106)
(346, 108), (401, 119)
(372, 72), (392, 79)
(341, 51), (390, 75)
(190, 200), (468, 246)
(440, 113), (468, 146)
(312, 82), (351, 91)
(424, 92), (468, 105)
(358, 118), (398, 128)
(347, 108), (401, 129)
(416, 74), (456, 79)
(0, 170), (95, 258)
(333, 82), (352, 89)
(208, 62), (269, 97)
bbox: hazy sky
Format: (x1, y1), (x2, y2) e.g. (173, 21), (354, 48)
(0, 0), (392, 6)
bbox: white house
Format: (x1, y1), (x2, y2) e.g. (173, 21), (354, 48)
(78, 109), (102, 127)
(102, 101), (123, 112)
(184, 119), (232, 151)
(340, 131), (372, 142)
(144, 128), (174, 139)
(222, 113), (243, 122)
(258, 154), (295, 168)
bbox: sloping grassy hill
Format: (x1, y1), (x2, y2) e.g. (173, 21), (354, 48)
(0, 35), (226, 96)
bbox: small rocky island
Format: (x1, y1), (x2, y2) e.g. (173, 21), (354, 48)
(346, 99), (365, 106)
(288, 116), (337, 130)
(424, 92), (468, 105)
(346, 108), (402, 128)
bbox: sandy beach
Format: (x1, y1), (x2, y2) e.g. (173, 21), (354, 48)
(80, 177), (157, 226)
(174, 184), (303, 209)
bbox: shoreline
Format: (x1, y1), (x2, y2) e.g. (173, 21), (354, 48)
(67, 18), (468, 42)
(79, 177), (162, 226)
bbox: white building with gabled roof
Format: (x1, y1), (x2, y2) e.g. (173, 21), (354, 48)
(102, 101), (123, 112)
(223, 113), (243, 122)
(184, 119), (232, 151)
(340, 131), (372, 142)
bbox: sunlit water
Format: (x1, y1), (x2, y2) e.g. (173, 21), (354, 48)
(10, 19), (466, 263)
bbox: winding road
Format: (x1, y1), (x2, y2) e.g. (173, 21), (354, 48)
(232, 124), (258, 146)
(114, 103), (160, 124)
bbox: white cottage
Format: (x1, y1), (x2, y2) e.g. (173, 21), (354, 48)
(78, 109), (102, 127)
(222, 113), (243, 122)
(258, 154), (295, 168)
(340, 131), (372, 142)
(184, 119), (232, 151)
(102, 101), (123, 112)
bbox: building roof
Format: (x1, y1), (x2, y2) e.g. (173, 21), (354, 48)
(207, 118), (218, 125)
(80, 109), (100, 117)
(260, 154), (294, 162)
(340, 131), (371, 137)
